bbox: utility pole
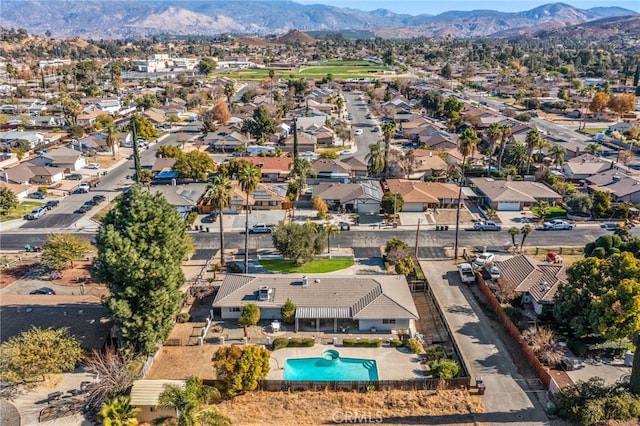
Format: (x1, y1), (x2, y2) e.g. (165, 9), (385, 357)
(132, 117), (141, 184)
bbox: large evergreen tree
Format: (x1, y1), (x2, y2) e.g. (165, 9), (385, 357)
(93, 186), (189, 354)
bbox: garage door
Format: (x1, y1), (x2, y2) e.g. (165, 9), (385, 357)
(497, 202), (520, 211)
(357, 202), (380, 214)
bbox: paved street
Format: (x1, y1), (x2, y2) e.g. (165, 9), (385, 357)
(420, 260), (554, 425)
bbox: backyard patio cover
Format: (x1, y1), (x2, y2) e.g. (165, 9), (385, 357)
(296, 306), (350, 319)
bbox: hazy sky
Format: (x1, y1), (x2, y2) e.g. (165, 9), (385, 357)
(293, 0), (640, 15)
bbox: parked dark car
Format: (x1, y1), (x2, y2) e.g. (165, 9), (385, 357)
(44, 200), (60, 210)
(29, 191), (47, 199)
(91, 195), (106, 204)
(75, 204), (92, 214)
(66, 173), (83, 180)
(30, 287), (56, 295)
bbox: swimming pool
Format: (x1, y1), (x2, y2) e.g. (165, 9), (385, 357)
(283, 350), (379, 381)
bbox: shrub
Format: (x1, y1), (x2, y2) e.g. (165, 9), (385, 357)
(37, 186), (48, 194)
(405, 338), (424, 354)
(568, 340), (588, 357)
(176, 312), (191, 323)
(271, 337), (315, 350)
(423, 344), (445, 360)
(606, 247), (621, 257)
(272, 338), (289, 350)
(343, 339), (382, 348)
(287, 338), (315, 348)
(591, 247), (606, 259)
(389, 339), (403, 348)
(584, 242), (596, 256)
(555, 378), (640, 424)
(427, 359), (459, 379)
(186, 211), (198, 225)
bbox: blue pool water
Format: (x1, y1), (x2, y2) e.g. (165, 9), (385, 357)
(283, 352), (378, 381)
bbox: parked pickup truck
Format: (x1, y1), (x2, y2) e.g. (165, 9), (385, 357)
(473, 220), (502, 231)
(248, 223), (273, 234)
(543, 219), (576, 230)
(458, 263), (476, 284)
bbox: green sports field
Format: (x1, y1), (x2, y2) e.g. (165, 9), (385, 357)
(220, 60), (389, 81)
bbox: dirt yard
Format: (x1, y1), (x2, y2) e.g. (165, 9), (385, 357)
(145, 345), (219, 381)
(216, 389), (484, 425)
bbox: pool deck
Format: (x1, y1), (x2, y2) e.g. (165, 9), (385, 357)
(267, 345), (422, 380)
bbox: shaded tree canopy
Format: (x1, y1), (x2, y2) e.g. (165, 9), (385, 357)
(93, 186), (189, 354)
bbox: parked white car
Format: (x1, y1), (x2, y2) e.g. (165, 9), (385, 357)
(248, 223), (272, 234)
(543, 219), (575, 230)
(473, 220), (502, 231)
(86, 162), (99, 170)
(474, 252), (495, 267)
(458, 263), (476, 283)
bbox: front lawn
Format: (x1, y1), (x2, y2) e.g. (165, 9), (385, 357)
(259, 258), (354, 273)
(1, 201), (42, 222)
(531, 205), (567, 219)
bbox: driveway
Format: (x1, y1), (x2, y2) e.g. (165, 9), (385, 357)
(419, 260), (553, 425)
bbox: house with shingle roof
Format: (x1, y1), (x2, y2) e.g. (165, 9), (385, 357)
(0, 181), (30, 200)
(562, 154), (611, 181)
(312, 158), (353, 179)
(496, 254), (567, 315)
(585, 169), (640, 203)
(33, 146), (86, 171)
(242, 156), (293, 182)
(212, 274), (419, 334)
(27, 165), (65, 185)
(410, 150), (448, 179)
(341, 156), (368, 178)
(312, 181), (383, 214)
(151, 157), (177, 174)
(3, 163), (35, 184)
(470, 177), (562, 211)
(385, 179), (464, 211)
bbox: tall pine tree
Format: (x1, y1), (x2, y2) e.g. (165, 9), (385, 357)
(94, 186), (188, 354)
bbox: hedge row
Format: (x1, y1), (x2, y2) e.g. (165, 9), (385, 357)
(343, 338), (382, 348)
(272, 337), (315, 350)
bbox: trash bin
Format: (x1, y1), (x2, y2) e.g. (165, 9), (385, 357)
(546, 402), (556, 415)
(219, 336), (225, 345)
(24, 245), (31, 252)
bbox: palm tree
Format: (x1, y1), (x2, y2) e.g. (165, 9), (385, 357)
(105, 124), (118, 159)
(520, 224), (532, 252)
(525, 129), (543, 174)
(157, 376), (223, 426)
(549, 145), (567, 168)
(98, 396), (140, 426)
(208, 175), (233, 266)
(497, 123), (512, 173)
(139, 169), (153, 192)
(366, 141), (386, 177)
(454, 128), (479, 260)
(238, 162), (261, 273)
(585, 143), (603, 156)
(323, 223), (341, 254)
(380, 120), (398, 175)
(486, 122), (502, 177)
(508, 226), (520, 249)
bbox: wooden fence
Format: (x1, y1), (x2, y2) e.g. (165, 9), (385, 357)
(259, 377), (470, 392)
(475, 275), (552, 388)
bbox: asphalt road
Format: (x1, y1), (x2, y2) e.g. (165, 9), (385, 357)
(0, 224), (617, 253)
(342, 91), (380, 161)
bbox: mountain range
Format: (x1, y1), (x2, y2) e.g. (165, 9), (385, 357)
(1, 1), (637, 39)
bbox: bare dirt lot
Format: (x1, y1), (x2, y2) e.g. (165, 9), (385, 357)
(216, 389), (484, 425)
(145, 345), (219, 381)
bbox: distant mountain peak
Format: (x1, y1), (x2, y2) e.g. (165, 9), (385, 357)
(0, 1), (636, 39)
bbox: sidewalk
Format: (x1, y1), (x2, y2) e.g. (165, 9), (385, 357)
(419, 259), (552, 425)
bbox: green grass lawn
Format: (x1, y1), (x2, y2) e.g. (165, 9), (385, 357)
(222, 60), (389, 81)
(259, 258), (354, 273)
(1, 201), (42, 222)
(531, 206), (567, 219)
(582, 127), (608, 135)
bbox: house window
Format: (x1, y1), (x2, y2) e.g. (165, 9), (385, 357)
(229, 307), (241, 312)
(382, 319), (396, 324)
